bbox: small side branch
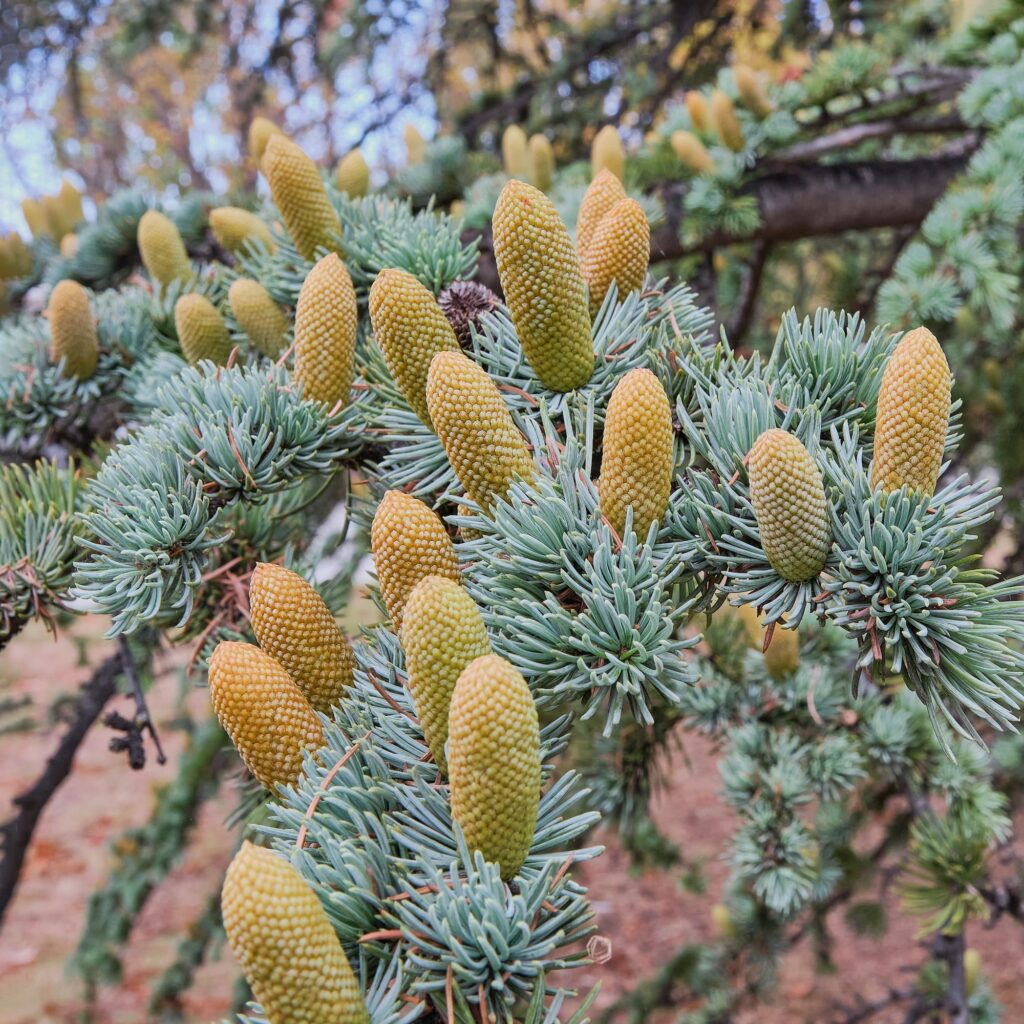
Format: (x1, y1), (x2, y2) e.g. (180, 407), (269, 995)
(727, 240), (771, 345)
(108, 636), (166, 769)
(0, 650), (123, 927)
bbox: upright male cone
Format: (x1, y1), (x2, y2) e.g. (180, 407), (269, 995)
(209, 207), (276, 254)
(670, 130), (715, 174)
(47, 280), (98, 380)
(371, 490), (461, 630)
(575, 168), (626, 262)
(492, 180), (593, 392)
(871, 326), (951, 497)
(247, 116), (284, 162)
(228, 279), (287, 358)
(369, 268), (461, 427)
(261, 135), (342, 261)
(710, 89), (744, 151)
(401, 576), (492, 772)
(599, 368), (673, 538)
(501, 124), (531, 178)
(293, 253), (357, 408)
(685, 91), (710, 132)
(528, 134), (555, 191)
(222, 843), (369, 1024)
(427, 350), (537, 510)
(448, 654), (541, 880)
(249, 563), (355, 714)
(581, 197), (650, 314)
(174, 293), (233, 366)
(208, 641), (324, 791)
(335, 149), (370, 197)
(137, 210), (191, 286)
(591, 124), (625, 180)
(747, 429), (831, 582)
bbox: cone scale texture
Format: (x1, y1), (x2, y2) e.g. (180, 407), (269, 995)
(599, 369), (673, 538)
(871, 327), (951, 497)
(427, 350), (537, 511)
(228, 279), (288, 359)
(371, 490), (461, 630)
(137, 210), (191, 286)
(581, 197), (650, 313)
(222, 843), (369, 1024)
(210, 207), (276, 254)
(576, 169), (626, 263)
(747, 429), (831, 582)
(492, 180), (594, 392)
(293, 253), (357, 408)
(262, 135), (342, 261)
(174, 293), (233, 366)
(250, 563), (355, 715)
(208, 641), (324, 791)
(369, 268), (461, 427)
(47, 280), (98, 380)
(401, 576), (492, 772)
(448, 654), (541, 880)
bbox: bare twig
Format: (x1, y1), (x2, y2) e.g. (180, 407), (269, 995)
(727, 240), (771, 344)
(113, 635), (166, 768)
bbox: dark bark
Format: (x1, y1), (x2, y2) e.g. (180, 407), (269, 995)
(650, 149), (974, 261)
(469, 150), (974, 289)
(0, 651), (123, 927)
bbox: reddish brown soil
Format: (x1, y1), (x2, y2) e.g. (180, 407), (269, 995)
(2, 619), (1023, 1023)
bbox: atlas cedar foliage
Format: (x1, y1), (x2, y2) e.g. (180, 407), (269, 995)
(4, 11), (1024, 1023)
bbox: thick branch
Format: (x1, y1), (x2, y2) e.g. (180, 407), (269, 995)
(470, 150), (973, 290)
(651, 150), (974, 261)
(0, 651), (123, 927)
(772, 112), (966, 163)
